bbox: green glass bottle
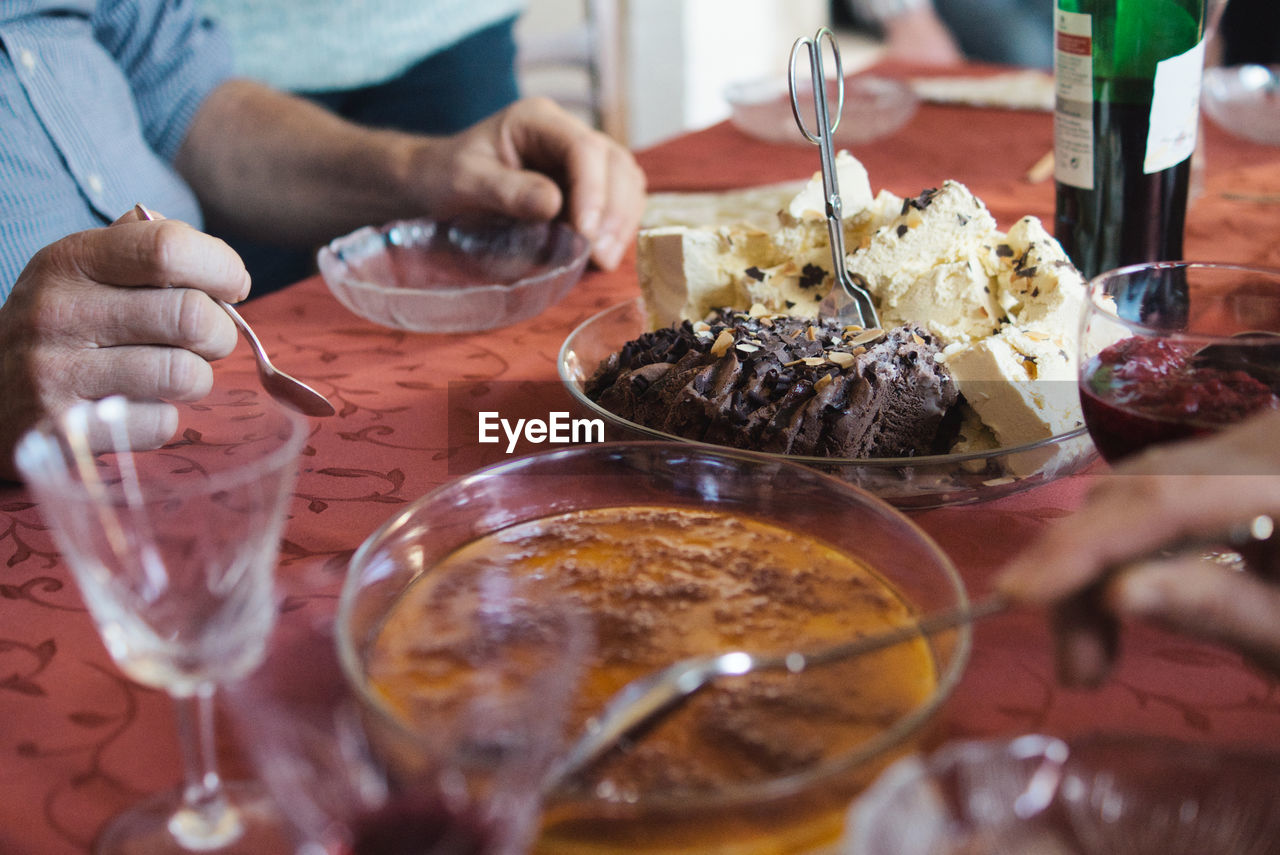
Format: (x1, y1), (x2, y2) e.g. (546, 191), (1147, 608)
(1053, 0), (1207, 279)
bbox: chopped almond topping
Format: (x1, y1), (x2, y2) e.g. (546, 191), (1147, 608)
(827, 351), (855, 368)
(846, 328), (886, 346)
(710, 329), (734, 357)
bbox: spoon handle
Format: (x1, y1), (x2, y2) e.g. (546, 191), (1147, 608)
(214, 298), (269, 363)
(544, 594), (1007, 795)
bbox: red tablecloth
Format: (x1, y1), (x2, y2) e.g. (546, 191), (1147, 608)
(4, 68), (1280, 853)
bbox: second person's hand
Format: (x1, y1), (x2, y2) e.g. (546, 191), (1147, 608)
(997, 410), (1280, 685)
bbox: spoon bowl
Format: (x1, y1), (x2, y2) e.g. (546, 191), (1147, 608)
(215, 299), (336, 418)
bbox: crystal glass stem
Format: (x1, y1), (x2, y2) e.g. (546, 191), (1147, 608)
(169, 685), (242, 850)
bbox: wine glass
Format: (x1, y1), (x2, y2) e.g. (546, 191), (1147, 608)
(14, 390), (308, 854)
(1079, 260), (1280, 464)
(227, 561), (591, 855)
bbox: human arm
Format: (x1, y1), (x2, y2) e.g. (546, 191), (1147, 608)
(0, 212), (247, 481)
(846, 0), (963, 66)
(174, 82), (646, 270)
(996, 409), (1280, 685)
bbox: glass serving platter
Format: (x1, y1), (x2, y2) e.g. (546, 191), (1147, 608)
(558, 298), (1097, 510)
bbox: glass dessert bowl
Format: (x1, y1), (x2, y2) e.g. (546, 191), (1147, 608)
(317, 216), (590, 333)
(1201, 64), (1280, 146)
(336, 442), (972, 855)
(558, 298), (1097, 510)
(724, 74), (918, 146)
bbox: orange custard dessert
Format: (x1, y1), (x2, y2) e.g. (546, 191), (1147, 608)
(363, 505), (943, 854)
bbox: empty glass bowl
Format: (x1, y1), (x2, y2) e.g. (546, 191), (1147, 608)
(1201, 64), (1280, 146)
(317, 216), (590, 333)
(724, 74), (919, 146)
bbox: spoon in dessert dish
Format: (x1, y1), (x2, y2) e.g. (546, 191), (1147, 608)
(133, 205), (336, 418)
(545, 515), (1276, 792)
(788, 27), (881, 330)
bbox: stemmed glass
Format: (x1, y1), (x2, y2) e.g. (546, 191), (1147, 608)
(1078, 260), (1280, 463)
(14, 390), (308, 854)
(227, 561), (590, 855)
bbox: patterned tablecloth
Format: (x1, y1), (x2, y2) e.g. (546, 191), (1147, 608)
(4, 63), (1280, 853)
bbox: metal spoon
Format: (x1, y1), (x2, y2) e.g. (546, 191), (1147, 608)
(133, 205), (336, 417)
(545, 516), (1276, 792)
(542, 593), (1007, 794)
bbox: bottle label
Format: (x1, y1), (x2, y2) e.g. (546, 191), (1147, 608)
(1053, 8), (1094, 190)
(1145, 39), (1205, 174)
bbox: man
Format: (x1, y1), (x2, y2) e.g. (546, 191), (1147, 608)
(0, 0), (645, 480)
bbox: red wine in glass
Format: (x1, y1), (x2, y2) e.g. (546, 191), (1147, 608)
(1080, 335), (1280, 462)
(1079, 262), (1280, 464)
(341, 794), (492, 855)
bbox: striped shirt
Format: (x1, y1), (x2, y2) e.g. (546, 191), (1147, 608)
(0, 0), (232, 302)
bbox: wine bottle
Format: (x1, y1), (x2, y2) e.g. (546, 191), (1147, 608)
(1053, 0), (1207, 280)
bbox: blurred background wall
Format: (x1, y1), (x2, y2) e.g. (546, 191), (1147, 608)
(515, 0), (878, 148)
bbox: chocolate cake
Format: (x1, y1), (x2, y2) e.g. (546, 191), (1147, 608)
(585, 309), (960, 458)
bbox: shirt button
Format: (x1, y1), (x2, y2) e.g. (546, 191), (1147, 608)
(87, 174), (105, 195)
(18, 49), (36, 71)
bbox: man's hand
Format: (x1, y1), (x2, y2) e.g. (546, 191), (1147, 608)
(402, 97), (647, 270)
(997, 410), (1280, 684)
(880, 6), (965, 66)
(0, 209), (248, 480)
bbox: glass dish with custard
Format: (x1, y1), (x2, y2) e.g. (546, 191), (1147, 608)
(337, 443), (971, 854)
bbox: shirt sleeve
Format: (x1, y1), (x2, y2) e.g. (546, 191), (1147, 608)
(93, 0), (233, 162)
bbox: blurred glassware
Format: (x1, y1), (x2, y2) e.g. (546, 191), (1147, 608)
(232, 569), (591, 855)
(843, 733), (1280, 854)
(317, 216), (590, 333)
(15, 391), (307, 854)
(725, 73), (918, 146)
(1201, 64), (1280, 145)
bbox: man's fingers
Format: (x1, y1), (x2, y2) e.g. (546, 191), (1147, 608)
(84, 401), (181, 456)
(80, 215), (251, 301)
(498, 98), (644, 269)
(573, 143), (646, 270)
(1110, 557), (1280, 672)
(999, 472), (1280, 605)
(76, 345), (216, 403)
(25, 277), (238, 360)
(1050, 588), (1119, 687)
